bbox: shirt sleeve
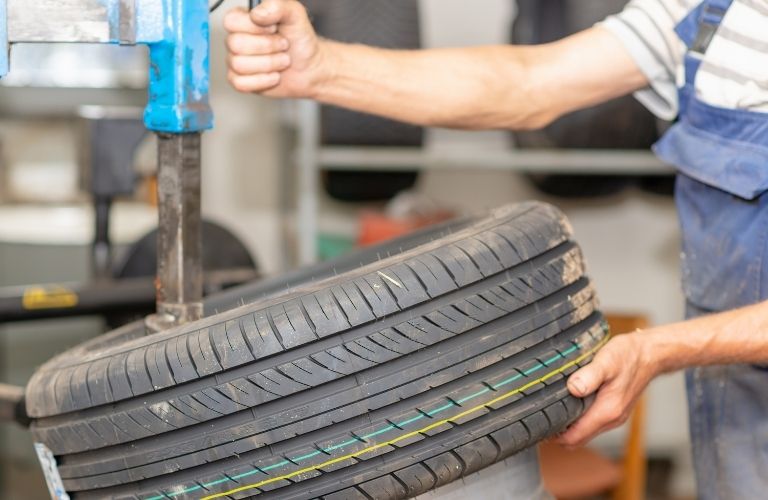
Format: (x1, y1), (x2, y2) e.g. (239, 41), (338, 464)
(598, 0), (691, 120)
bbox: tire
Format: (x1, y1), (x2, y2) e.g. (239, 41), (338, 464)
(302, 0), (423, 202)
(25, 202), (607, 500)
(512, 0), (663, 199)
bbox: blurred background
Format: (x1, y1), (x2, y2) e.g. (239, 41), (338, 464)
(0, 1), (689, 498)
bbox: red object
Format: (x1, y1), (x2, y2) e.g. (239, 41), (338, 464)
(357, 211), (455, 247)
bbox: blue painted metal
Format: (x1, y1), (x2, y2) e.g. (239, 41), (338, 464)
(143, 0), (213, 133)
(0, 0), (212, 133)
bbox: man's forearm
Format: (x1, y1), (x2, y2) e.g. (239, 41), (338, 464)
(559, 300), (768, 446)
(313, 42), (545, 129)
(312, 27), (647, 130)
(645, 301), (768, 372)
(226, 3), (648, 131)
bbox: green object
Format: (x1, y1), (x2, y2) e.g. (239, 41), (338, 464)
(317, 233), (356, 261)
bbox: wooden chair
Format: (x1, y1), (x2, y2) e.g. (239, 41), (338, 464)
(539, 314), (649, 500)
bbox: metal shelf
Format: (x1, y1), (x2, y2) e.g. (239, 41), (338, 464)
(317, 146), (672, 174)
(291, 101), (673, 267)
(0, 87), (146, 119)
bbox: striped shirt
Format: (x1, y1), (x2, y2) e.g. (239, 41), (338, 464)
(600, 0), (768, 120)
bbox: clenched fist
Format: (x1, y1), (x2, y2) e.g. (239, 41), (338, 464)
(224, 0), (330, 97)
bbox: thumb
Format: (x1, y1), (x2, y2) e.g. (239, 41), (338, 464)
(567, 362), (605, 398)
(251, 0), (307, 28)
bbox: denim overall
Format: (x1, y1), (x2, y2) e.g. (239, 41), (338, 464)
(653, 1), (768, 497)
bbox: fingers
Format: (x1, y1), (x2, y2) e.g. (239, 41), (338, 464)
(557, 391), (629, 447)
(249, 0), (308, 29)
(557, 336), (654, 447)
(228, 71), (282, 93)
(228, 53), (291, 76)
(567, 336), (629, 398)
(559, 340), (625, 446)
(224, 8), (277, 35)
(227, 33), (289, 56)
(567, 361), (605, 398)
(224, 0), (318, 96)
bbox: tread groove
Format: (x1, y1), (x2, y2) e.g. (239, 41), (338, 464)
(351, 281), (376, 315)
(207, 328), (224, 368)
(328, 289), (353, 327)
(237, 319), (257, 359)
(266, 310), (288, 351)
(296, 300), (318, 336)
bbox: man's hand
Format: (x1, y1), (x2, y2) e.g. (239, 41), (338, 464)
(557, 333), (658, 447)
(558, 301), (768, 447)
(224, 0), (329, 97)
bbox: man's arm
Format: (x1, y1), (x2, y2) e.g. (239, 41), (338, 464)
(224, 0), (648, 130)
(558, 301), (768, 447)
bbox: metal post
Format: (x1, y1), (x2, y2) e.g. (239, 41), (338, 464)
(92, 197), (113, 280)
(297, 100), (320, 265)
(145, 133), (204, 332)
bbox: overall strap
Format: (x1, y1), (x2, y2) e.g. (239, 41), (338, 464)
(654, 0), (768, 201)
(675, 0), (734, 85)
(675, 0), (734, 52)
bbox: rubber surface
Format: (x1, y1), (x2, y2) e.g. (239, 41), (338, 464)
(25, 202), (606, 500)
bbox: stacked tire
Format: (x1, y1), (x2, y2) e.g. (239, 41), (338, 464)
(302, 0), (424, 202)
(25, 202), (606, 500)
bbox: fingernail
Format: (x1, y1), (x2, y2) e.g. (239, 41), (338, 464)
(571, 378), (586, 395)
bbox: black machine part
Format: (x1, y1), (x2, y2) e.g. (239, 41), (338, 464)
(84, 116), (147, 200)
(0, 222), (257, 325)
(0, 270), (258, 325)
(107, 220), (258, 327)
(80, 109), (147, 278)
(115, 221), (256, 280)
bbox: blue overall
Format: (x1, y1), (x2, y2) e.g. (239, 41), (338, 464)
(653, 0), (768, 497)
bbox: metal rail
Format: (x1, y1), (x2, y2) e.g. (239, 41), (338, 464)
(0, 269), (258, 323)
(317, 146), (673, 174)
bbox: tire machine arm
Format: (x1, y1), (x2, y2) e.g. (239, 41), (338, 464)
(1, 0), (213, 332)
